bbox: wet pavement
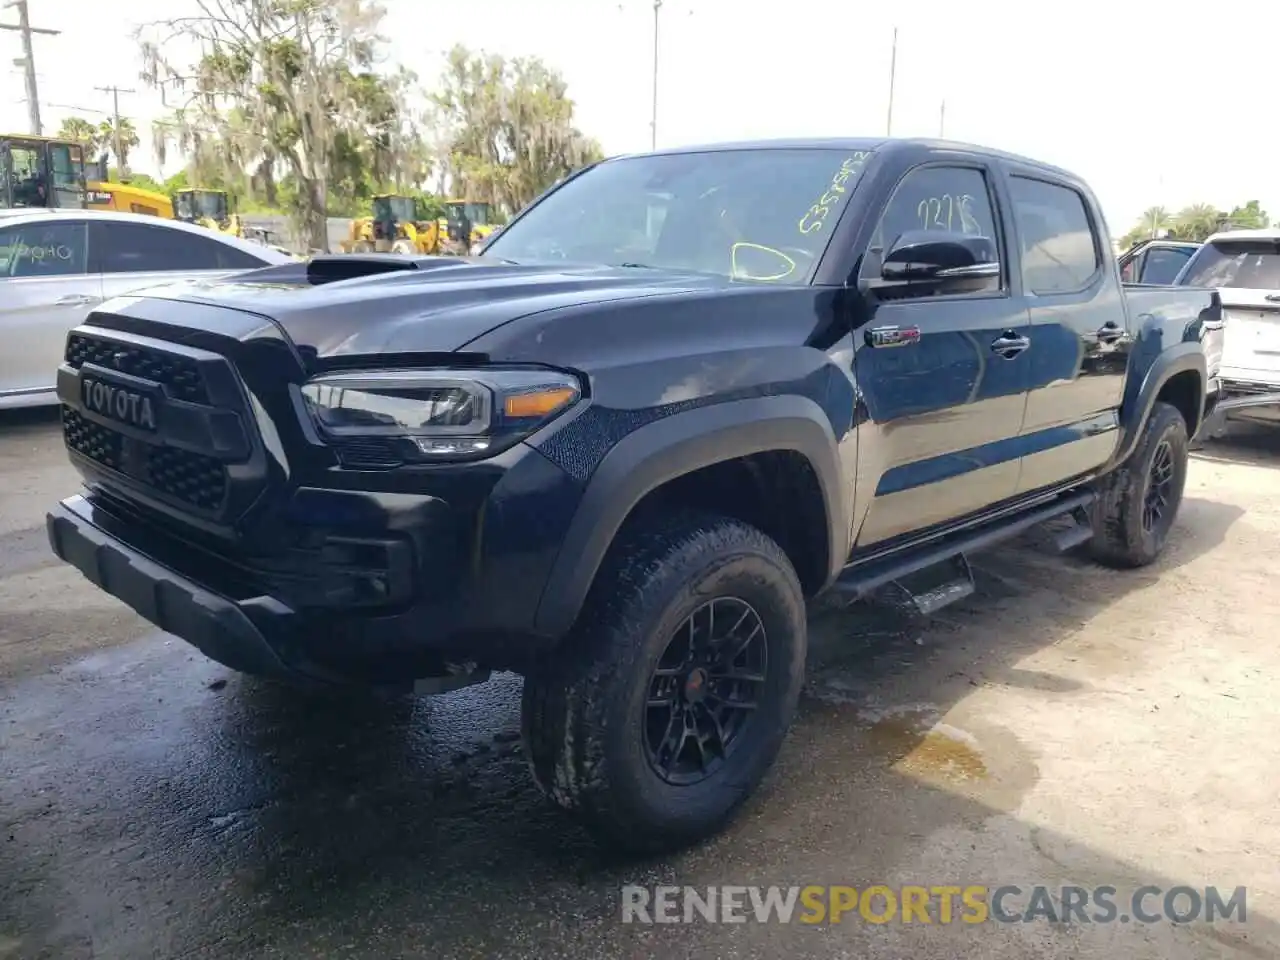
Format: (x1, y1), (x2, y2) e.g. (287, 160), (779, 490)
(2, 407), (1279, 959)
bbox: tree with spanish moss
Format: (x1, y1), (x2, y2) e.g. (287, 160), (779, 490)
(137, 0), (419, 251)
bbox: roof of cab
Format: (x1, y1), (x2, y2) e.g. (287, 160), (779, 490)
(610, 136), (1079, 179)
(1202, 227), (1280, 244)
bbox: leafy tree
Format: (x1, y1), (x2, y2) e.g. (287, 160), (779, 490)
(137, 0), (413, 251)
(431, 45), (604, 214)
(1224, 200), (1269, 231)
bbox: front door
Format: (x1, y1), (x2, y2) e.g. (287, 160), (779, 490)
(851, 161), (1033, 546)
(1007, 174), (1127, 493)
(0, 219), (100, 404)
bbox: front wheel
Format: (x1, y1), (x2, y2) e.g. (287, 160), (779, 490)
(521, 512), (806, 855)
(1088, 401), (1189, 568)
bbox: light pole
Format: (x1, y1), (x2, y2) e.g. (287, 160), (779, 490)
(1, 0), (60, 136)
(651, 0), (662, 150)
(885, 26), (897, 137)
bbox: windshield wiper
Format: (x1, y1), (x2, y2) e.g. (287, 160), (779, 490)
(618, 262), (659, 269)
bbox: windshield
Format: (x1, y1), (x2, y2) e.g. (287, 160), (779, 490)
(374, 196), (415, 222)
(1, 142), (47, 209)
(1178, 239), (1280, 289)
(483, 148), (874, 283)
(194, 191), (227, 220)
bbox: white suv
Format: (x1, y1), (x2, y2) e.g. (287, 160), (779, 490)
(1176, 228), (1280, 426)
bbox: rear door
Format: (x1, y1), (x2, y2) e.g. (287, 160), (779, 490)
(1176, 236), (1280, 386)
(88, 219), (271, 300)
(852, 159), (1033, 546)
(1007, 173), (1127, 494)
(0, 218), (100, 404)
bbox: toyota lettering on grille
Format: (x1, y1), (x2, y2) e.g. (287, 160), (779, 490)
(81, 376), (158, 431)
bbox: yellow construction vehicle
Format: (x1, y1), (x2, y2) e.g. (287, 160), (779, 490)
(171, 188), (264, 239)
(341, 194), (438, 254)
(1, 136), (175, 217)
(86, 172), (173, 218)
(444, 200), (497, 253)
(0, 134), (89, 209)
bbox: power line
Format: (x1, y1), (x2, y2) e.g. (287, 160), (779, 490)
(0, 0), (61, 135)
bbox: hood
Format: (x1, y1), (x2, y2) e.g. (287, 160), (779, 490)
(128, 257), (729, 359)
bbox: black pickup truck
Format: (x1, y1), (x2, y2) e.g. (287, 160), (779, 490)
(46, 138), (1220, 853)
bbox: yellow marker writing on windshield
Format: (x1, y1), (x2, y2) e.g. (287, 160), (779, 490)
(730, 242), (797, 282)
(798, 152), (871, 235)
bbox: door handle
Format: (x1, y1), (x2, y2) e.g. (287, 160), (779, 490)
(54, 294), (97, 306)
(865, 325), (921, 348)
(990, 331), (1030, 358)
(1096, 321), (1124, 343)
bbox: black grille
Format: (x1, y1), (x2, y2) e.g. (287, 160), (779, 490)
(62, 407), (123, 470)
(63, 409), (229, 512)
(66, 333), (208, 404)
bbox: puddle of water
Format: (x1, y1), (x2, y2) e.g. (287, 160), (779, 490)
(862, 707), (989, 783)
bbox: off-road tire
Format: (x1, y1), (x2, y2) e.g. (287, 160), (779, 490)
(353, 240), (375, 254)
(1088, 401), (1189, 568)
(391, 238), (416, 254)
(521, 511), (806, 855)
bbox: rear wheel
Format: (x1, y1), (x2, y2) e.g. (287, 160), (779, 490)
(353, 240), (374, 253)
(391, 238), (415, 254)
(521, 512), (806, 855)
(1088, 401), (1189, 568)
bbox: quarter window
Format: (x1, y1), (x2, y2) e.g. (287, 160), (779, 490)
(1009, 176), (1100, 294)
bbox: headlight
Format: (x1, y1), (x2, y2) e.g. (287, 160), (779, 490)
(300, 367), (582, 462)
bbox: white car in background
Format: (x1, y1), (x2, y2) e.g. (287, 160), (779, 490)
(1175, 228), (1280, 428)
(0, 209), (294, 410)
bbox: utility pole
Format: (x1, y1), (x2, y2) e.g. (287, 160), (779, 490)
(885, 27), (898, 137)
(95, 84), (136, 176)
(651, 0), (662, 150)
(939, 100), (946, 137)
(0, 0), (60, 136)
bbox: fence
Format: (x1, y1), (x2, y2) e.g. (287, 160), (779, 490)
(240, 214), (353, 255)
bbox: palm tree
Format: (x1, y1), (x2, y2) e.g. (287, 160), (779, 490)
(1138, 206), (1171, 239)
(56, 116), (100, 156)
(97, 116), (140, 175)
(1174, 204), (1224, 243)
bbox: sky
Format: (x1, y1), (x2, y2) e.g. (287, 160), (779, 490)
(2, 0), (1276, 237)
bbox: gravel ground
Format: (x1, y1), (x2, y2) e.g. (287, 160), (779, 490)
(1, 407), (1277, 960)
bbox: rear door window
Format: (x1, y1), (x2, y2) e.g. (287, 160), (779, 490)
(1009, 176), (1101, 295)
(89, 220), (269, 273)
(1138, 246), (1196, 284)
(1178, 239), (1280, 289)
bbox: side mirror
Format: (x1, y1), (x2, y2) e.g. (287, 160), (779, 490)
(880, 229), (1000, 286)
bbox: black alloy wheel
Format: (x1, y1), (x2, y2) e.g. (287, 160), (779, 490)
(644, 597), (768, 786)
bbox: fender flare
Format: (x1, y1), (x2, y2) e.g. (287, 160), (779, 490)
(532, 395), (850, 637)
(1109, 342), (1205, 469)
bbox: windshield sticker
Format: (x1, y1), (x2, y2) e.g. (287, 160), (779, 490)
(798, 152), (872, 235)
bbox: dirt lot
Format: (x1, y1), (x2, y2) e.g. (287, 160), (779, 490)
(1, 407), (1278, 960)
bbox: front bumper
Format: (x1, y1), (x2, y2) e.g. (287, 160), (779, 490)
(48, 494), (297, 680)
(47, 439), (584, 686)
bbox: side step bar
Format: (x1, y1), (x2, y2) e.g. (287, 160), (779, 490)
(829, 490), (1096, 615)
